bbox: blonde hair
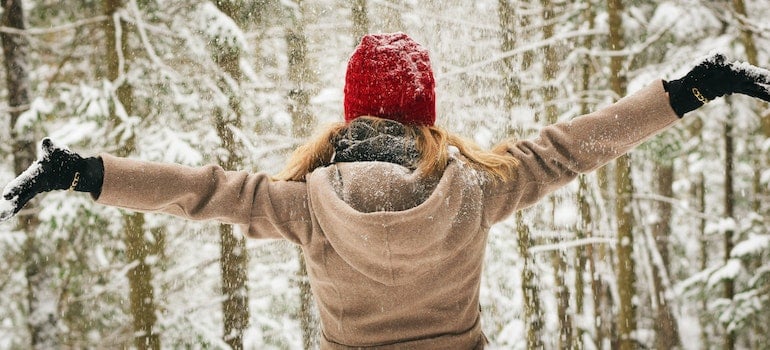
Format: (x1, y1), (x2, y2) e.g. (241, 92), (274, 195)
(274, 116), (518, 182)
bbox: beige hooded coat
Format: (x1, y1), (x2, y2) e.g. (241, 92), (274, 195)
(96, 81), (680, 349)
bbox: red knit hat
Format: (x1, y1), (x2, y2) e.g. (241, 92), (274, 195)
(344, 33), (436, 126)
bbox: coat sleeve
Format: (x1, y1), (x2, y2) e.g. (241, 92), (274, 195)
(483, 80), (680, 224)
(96, 155), (312, 245)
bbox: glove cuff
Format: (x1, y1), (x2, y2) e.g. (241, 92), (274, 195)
(663, 78), (709, 117)
(74, 156), (104, 198)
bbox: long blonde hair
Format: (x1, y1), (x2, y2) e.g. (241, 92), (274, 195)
(274, 116), (518, 182)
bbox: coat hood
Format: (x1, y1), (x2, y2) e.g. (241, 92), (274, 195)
(306, 158), (486, 286)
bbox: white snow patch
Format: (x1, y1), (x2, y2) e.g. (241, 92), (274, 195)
(672, 178), (691, 194)
(761, 169), (770, 186)
(553, 202), (577, 227)
(731, 235), (770, 258)
(707, 259), (742, 288)
(676, 264), (719, 295)
(197, 2), (247, 52)
(143, 129), (203, 166)
(2, 162), (42, 200)
(94, 246), (109, 267)
(0, 197), (16, 221)
(705, 217), (737, 235)
(649, 3), (682, 31)
(473, 127), (494, 148)
(311, 87), (342, 105)
(47, 120), (99, 147)
(14, 97), (53, 133)
(448, 145), (460, 157)
(731, 61), (770, 89)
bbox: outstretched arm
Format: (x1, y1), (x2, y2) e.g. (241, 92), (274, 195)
(483, 54), (770, 224)
(1, 141), (313, 244)
(95, 154), (312, 243)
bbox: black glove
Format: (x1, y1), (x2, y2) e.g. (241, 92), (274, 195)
(0, 138), (104, 221)
(663, 53), (770, 117)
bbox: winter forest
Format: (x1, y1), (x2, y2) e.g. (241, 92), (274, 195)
(0, 0), (769, 349)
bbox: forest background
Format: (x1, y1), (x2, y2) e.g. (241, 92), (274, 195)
(0, 0), (769, 349)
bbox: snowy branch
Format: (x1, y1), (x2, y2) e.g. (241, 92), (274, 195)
(570, 25), (672, 62)
(529, 236), (616, 254)
(0, 15), (109, 36)
(633, 193), (713, 220)
(128, 0), (181, 80)
(441, 28), (605, 79)
(372, 0), (499, 30)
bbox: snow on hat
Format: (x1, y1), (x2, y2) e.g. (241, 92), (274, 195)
(344, 33), (436, 126)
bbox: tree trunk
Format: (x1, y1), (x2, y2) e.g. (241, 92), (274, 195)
(652, 163), (681, 349)
(498, 0), (519, 112)
(696, 170), (710, 349)
(614, 153), (636, 350)
(219, 224), (248, 349)
(576, 4), (600, 348)
(517, 212), (544, 349)
(723, 113), (736, 350)
(732, 0), (765, 138)
(539, 1), (572, 347)
(124, 213), (159, 350)
(730, 9), (768, 346)
(297, 250), (316, 349)
(576, 175), (592, 350)
(287, 1), (318, 348)
(351, 0), (369, 45)
(211, 3), (250, 349)
(498, 3), (544, 347)
(731, 0), (766, 245)
(607, 1), (637, 349)
(540, 0), (558, 126)
(286, 4), (313, 139)
(552, 250), (572, 350)
(103, 1), (158, 348)
(1, 1), (62, 348)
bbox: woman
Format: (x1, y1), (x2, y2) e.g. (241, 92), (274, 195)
(2, 33), (770, 349)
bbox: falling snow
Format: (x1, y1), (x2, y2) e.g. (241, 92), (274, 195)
(0, 1), (769, 349)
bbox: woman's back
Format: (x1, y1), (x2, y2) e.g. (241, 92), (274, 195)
(304, 158), (488, 348)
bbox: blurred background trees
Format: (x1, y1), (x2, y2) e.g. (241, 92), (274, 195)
(1, 0), (769, 349)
